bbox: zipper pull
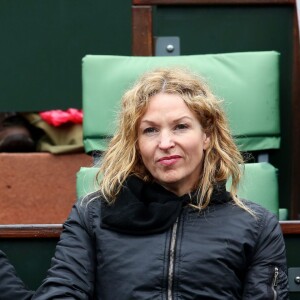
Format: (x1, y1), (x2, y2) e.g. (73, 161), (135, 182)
(273, 266), (279, 288)
(272, 267), (279, 300)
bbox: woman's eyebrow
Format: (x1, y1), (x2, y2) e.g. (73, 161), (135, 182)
(171, 116), (193, 123)
(139, 119), (157, 125)
(140, 116), (192, 125)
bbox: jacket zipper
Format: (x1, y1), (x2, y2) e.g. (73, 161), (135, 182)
(167, 218), (179, 300)
(271, 266), (279, 300)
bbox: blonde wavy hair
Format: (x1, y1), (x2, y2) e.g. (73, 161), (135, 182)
(97, 67), (250, 212)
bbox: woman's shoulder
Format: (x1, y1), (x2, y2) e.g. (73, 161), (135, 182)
(79, 190), (103, 207)
(241, 198), (277, 216)
(219, 199), (283, 251)
(208, 197), (281, 238)
(78, 190), (104, 215)
(65, 191), (104, 234)
(239, 198), (280, 231)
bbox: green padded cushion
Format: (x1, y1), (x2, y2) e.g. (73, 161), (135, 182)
(77, 162), (278, 216)
(82, 51), (280, 153)
(76, 167), (99, 199)
(226, 162), (278, 216)
(279, 208), (288, 221)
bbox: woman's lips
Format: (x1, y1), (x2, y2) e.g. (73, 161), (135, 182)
(157, 155), (181, 166)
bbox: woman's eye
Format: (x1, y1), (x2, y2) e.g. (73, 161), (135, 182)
(143, 127), (157, 135)
(175, 123), (188, 130)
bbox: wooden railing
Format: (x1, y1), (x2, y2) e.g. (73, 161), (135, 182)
(281, 221), (300, 234)
(0, 225), (62, 239)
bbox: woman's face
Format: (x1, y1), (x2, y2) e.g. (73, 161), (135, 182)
(138, 93), (210, 196)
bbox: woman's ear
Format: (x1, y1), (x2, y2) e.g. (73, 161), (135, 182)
(203, 133), (210, 150)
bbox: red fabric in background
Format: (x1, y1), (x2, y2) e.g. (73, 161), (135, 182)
(39, 109), (83, 127)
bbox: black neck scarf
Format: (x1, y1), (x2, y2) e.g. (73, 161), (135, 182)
(100, 175), (230, 235)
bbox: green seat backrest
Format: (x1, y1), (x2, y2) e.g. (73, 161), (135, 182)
(82, 52), (280, 153)
(226, 163), (278, 216)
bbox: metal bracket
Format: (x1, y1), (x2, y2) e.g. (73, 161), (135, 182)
(154, 36), (180, 56)
(257, 153), (269, 163)
(288, 267), (300, 292)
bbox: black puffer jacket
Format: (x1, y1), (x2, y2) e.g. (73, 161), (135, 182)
(31, 176), (288, 299)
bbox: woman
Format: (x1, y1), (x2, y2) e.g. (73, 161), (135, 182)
(2, 67), (289, 299)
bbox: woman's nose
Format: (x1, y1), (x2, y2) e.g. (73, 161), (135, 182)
(158, 131), (175, 150)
